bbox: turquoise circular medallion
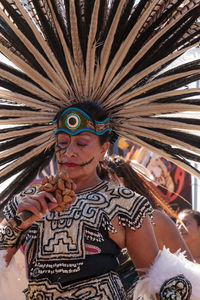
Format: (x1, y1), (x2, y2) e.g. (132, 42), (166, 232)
(65, 113), (81, 129)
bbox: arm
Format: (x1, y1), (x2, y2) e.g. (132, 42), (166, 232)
(125, 215), (159, 274)
(0, 191), (57, 267)
(125, 216), (193, 299)
(0, 219), (19, 265)
(0, 218), (23, 265)
(125, 216), (160, 299)
(16, 191), (58, 230)
(153, 209), (193, 261)
(108, 187), (194, 298)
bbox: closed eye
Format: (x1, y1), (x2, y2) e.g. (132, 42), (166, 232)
(77, 143), (87, 147)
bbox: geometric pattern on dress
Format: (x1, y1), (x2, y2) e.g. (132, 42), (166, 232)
(24, 271), (126, 300)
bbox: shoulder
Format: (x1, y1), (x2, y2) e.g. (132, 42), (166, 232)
(108, 182), (150, 206)
(105, 182), (153, 217)
(103, 183), (153, 231)
(105, 181), (136, 199)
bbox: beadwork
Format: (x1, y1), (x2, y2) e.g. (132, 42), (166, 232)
(159, 274), (192, 299)
(0, 222), (23, 249)
(4, 180), (153, 288)
(54, 107), (110, 136)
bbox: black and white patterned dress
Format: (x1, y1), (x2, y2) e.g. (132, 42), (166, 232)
(4, 180), (153, 300)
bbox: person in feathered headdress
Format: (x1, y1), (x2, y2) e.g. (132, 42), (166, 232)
(0, 0), (200, 299)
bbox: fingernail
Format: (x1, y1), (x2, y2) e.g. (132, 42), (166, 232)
(46, 209), (50, 215)
(52, 197), (57, 203)
(39, 213), (44, 218)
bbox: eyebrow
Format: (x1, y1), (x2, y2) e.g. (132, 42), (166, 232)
(77, 132), (93, 137)
(57, 133), (92, 140)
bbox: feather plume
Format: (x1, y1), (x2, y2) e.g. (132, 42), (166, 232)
(0, 0), (200, 206)
(133, 247), (200, 300)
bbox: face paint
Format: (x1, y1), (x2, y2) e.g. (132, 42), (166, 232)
(56, 148), (94, 168)
(55, 135), (71, 164)
(79, 157), (94, 167)
(55, 136), (94, 168)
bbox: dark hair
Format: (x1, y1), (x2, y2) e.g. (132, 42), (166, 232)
(179, 209), (200, 226)
(98, 155), (178, 219)
(56, 101), (113, 145)
(98, 155), (158, 207)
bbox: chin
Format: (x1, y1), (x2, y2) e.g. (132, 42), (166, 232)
(65, 169), (81, 180)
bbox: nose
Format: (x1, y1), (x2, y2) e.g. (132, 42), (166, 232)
(62, 142), (76, 158)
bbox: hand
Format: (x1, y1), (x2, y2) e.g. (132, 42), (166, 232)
(16, 191), (58, 229)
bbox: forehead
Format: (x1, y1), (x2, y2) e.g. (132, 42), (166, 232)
(178, 213), (194, 223)
(56, 132), (97, 140)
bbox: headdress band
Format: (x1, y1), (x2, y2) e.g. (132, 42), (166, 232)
(54, 108), (111, 136)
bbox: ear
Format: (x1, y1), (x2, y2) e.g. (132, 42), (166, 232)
(119, 176), (125, 186)
(100, 142), (110, 160)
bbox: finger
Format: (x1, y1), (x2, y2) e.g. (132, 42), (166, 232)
(17, 199), (43, 218)
(37, 198), (49, 215)
(31, 192), (57, 214)
(34, 191), (57, 204)
(48, 202), (58, 210)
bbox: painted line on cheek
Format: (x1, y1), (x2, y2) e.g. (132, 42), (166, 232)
(79, 157), (95, 167)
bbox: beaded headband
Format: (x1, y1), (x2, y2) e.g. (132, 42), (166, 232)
(54, 108), (111, 136)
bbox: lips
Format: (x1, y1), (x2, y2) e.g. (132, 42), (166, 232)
(63, 162), (78, 167)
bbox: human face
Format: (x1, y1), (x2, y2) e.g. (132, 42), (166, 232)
(55, 132), (109, 186)
(176, 213), (200, 243)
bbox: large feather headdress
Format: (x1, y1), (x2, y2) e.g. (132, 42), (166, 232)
(0, 0), (200, 206)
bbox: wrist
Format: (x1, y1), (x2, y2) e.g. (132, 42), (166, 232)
(8, 215), (23, 228)
(0, 218), (24, 249)
(9, 214), (31, 230)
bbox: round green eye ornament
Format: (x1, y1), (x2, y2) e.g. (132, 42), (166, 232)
(53, 108), (111, 135)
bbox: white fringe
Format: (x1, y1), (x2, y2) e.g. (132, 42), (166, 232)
(133, 247), (200, 300)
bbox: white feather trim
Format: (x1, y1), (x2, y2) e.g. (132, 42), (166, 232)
(133, 247), (200, 300)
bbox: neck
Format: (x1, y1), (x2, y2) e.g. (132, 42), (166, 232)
(74, 173), (102, 192)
